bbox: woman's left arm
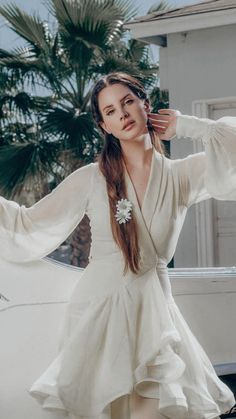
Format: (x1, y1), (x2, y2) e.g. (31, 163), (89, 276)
(176, 114), (236, 200)
(150, 110), (236, 201)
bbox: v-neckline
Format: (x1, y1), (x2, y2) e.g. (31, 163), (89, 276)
(123, 147), (155, 213)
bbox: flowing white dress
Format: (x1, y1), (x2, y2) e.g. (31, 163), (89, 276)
(0, 114), (236, 419)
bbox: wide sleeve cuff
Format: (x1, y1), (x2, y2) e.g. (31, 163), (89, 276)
(0, 162), (95, 263)
(176, 114), (215, 142)
(176, 114), (236, 201)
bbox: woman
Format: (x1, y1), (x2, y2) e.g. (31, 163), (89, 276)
(0, 72), (236, 419)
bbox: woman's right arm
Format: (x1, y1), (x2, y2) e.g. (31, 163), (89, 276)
(0, 162), (95, 263)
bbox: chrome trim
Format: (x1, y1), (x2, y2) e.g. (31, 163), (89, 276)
(168, 267), (236, 278)
(44, 257), (236, 277)
(214, 363), (236, 376)
(44, 256), (84, 272)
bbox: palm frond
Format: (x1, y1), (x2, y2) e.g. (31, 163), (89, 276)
(42, 107), (96, 157)
(125, 39), (150, 63)
(149, 86), (169, 111)
(0, 42), (71, 94)
(90, 55), (141, 78)
(44, 0), (135, 70)
(0, 47), (44, 79)
(0, 91), (33, 117)
(112, 0), (138, 21)
(90, 50), (158, 89)
(0, 139), (61, 197)
(0, 67), (18, 91)
(0, 4), (49, 55)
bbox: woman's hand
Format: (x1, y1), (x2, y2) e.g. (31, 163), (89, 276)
(148, 108), (181, 141)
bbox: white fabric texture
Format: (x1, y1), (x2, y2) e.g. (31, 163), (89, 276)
(0, 114), (236, 419)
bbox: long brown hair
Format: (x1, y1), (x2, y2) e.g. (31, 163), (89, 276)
(91, 72), (165, 275)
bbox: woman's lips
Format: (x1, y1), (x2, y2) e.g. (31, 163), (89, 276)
(123, 121), (135, 131)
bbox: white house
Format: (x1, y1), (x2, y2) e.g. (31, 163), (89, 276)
(125, 0), (236, 269)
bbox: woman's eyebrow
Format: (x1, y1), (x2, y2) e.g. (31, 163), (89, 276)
(102, 94), (132, 112)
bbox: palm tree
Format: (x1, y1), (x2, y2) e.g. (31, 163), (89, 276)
(0, 0), (171, 267)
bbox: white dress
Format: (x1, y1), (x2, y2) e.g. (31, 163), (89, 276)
(0, 114), (236, 419)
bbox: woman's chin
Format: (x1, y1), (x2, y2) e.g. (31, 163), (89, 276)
(121, 126), (148, 142)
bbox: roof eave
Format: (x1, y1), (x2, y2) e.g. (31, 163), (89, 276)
(124, 8), (236, 45)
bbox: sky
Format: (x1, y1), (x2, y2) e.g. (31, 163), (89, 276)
(0, 0), (200, 55)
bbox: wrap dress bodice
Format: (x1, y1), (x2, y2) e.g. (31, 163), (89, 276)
(1, 114), (236, 419)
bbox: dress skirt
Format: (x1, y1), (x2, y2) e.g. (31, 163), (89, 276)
(49, 391), (166, 419)
(28, 259), (235, 419)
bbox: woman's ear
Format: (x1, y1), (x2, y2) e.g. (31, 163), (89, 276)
(144, 100), (151, 113)
(100, 121), (111, 134)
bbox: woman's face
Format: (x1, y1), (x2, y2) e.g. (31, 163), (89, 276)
(98, 83), (150, 142)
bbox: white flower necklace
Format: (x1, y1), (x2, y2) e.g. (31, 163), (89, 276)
(115, 198), (133, 224)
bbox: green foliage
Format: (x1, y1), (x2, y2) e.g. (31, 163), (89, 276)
(150, 86), (169, 112)
(0, 0), (171, 197)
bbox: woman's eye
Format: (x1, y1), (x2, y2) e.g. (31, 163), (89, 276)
(105, 100), (133, 116)
(106, 109), (114, 116)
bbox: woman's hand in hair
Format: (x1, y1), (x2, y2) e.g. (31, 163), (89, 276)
(147, 109), (181, 141)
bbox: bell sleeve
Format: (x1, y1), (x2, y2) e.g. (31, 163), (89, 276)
(174, 114), (236, 207)
(0, 162), (95, 263)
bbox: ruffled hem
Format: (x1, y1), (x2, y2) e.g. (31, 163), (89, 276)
(29, 267), (235, 419)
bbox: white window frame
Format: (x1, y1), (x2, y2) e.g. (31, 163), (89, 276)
(192, 97), (236, 267)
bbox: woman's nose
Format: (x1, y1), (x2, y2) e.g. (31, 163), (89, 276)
(120, 110), (129, 120)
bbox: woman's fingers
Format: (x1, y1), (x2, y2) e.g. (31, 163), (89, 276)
(152, 124), (167, 131)
(146, 109), (178, 141)
(150, 114), (170, 119)
(148, 115), (171, 127)
(149, 117), (168, 125)
(148, 112), (167, 117)
(149, 117), (169, 124)
(148, 121), (169, 131)
(148, 109), (180, 119)
(158, 108), (178, 114)
(148, 116), (169, 132)
(148, 115), (169, 132)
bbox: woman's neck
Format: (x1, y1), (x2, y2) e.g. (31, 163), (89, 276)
(121, 134), (153, 169)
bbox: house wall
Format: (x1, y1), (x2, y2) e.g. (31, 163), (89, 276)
(159, 24), (236, 267)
